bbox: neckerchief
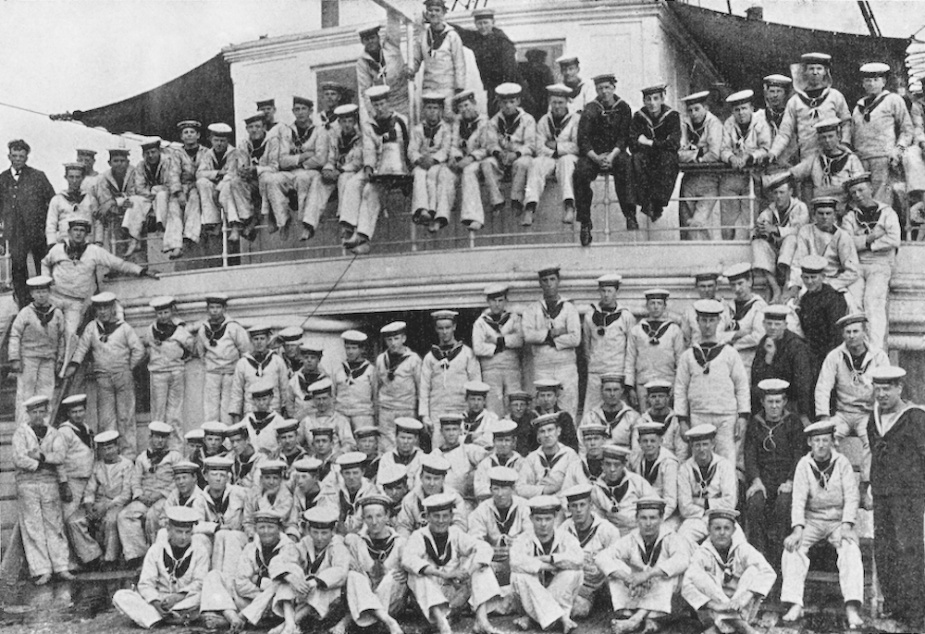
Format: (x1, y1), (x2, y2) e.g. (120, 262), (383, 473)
(430, 341), (463, 367)
(364, 48), (388, 83)
(497, 111), (522, 141)
(639, 105), (674, 137)
(339, 487), (361, 520)
(213, 149), (228, 172)
(795, 87), (831, 120)
(65, 240), (88, 261)
(731, 119), (753, 152)
(591, 303), (623, 334)
(596, 477), (629, 510)
(583, 455), (603, 480)
(459, 116), (480, 152)
(542, 297), (565, 321)
(343, 360), (370, 383)
(539, 448), (566, 476)
(152, 320), (179, 343)
(248, 137), (267, 165)
(715, 545), (736, 586)
(565, 79), (583, 101)
(639, 535), (663, 567)
(33, 425), (48, 442)
(685, 119), (707, 151)
(203, 319), (228, 347)
(392, 448), (418, 466)
(755, 413), (786, 453)
(536, 537), (556, 586)
(856, 91), (890, 122)
(96, 319), (121, 343)
(641, 319), (672, 345)
(299, 487), (321, 513)
(855, 203), (882, 233)
(424, 529), (453, 567)
(491, 453), (518, 469)
(547, 112), (570, 139)
(184, 146), (200, 161)
(426, 23), (449, 57)
(773, 201), (792, 227)
(233, 453), (257, 484)
(177, 491), (195, 507)
(809, 456), (836, 489)
(600, 406), (630, 436)
(423, 121), (442, 147)
(61, 420), (92, 448)
(818, 151), (851, 186)
(163, 543), (192, 581)
(732, 297), (758, 326)
(573, 521), (600, 549)
(692, 342), (725, 374)
(494, 503), (518, 538)
(318, 458), (333, 482)
(250, 411), (274, 434)
(363, 532), (396, 562)
(641, 456), (659, 485)
(338, 131), (360, 165)
(31, 303), (56, 328)
(305, 545), (328, 575)
(482, 312), (511, 333)
(694, 460), (716, 508)
(145, 448), (167, 473)
(207, 489), (230, 522)
(385, 351), (408, 381)
(764, 103), (785, 133)
(244, 351), (275, 376)
(256, 541), (278, 583)
(298, 370), (322, 394)
(292, 124), (314, 151)
(62, 190), (86, 205)
(842, 347), (871, 385)
(143, 159), (161, 187)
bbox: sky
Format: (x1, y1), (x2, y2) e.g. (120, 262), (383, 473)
(1, 0), (923, 186)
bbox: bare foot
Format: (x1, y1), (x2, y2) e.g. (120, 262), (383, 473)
(513, 616), (532, 631)
(561, 616), (578, 634)
(57, 570), (76, 581)
(642, 618), (660, 634)
(611, 616), (643, 634)
(562, 203), (575, 225)
(34, 574), (51, 586)
(782, 604), (803, 622)
(330, 619), (347, 634)
(384, 616), (404, 634)
(846, 605), (864, 629)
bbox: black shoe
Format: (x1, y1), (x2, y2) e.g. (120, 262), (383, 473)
(580, 224), (592, 246)
(626, 215), (639, 230)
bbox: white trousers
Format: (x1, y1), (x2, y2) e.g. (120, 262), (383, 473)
(406, 566), (501, 622)
(457, 160), (486, 226)
(479, 353), (523, 417)
(524, 155), (577, 206)
(204, 372), (235, 425)
(412, 164), (455, 221)
(831, 410), (871, 482)
(608, 574), (676, 613)
(336, 171), (367, 224)
(265, 169), (323, 228)
(15, 356), (55, 424)
(855, 262), (892, 351)
(510, 569), (584, 630)
(125, 187), (184, 251)
(346, 569), (408, 626)
(482, 156), (533, 206)
(150, 368), (186, 434)
(780, 518), (864, 607)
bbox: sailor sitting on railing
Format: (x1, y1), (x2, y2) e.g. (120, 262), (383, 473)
(719, 90), (771, 241)
(678, 90), (722, 242)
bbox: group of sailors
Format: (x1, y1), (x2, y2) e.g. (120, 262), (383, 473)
(9, 251), (925, 633)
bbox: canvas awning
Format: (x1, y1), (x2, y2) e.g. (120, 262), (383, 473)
(668, 3), (910, 105)
(55, 54), (234, 141)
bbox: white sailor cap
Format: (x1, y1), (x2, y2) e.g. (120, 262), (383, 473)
(528, 495), (562, 515)
(421, 91), (446, 106)
(341, 330), (368, 344)
(680, 90), (710, 105)
(420, 453), (451, 476)
(555, 55), (579, 67)
(757, 378), (789, 394)
(207, 123), (233, 137)
(336, 451), (368, 470)
(870, 366), (906, 383)
(333, 104), (359, 118)
(165, 506), (200, 526)
(378, 463), (408, 487)
(546, 83), (573, 99)
(62, 394), (88, 408)
(860, 62), (890, 77)
(644, 379), (672, 393)
(644, 288), (670, 300)
(763, 305), (790, 321)
(184, 429), (204, 442)
(693, 299), (725, 316)
(492, 419), (518, 437)
(484, 283), (510, 298)
(26, 275), (53, 289)
(495, 83), (522, 98)
(685, 423), (717, 441)
(723, 262), (753, 281)
(91, 291), (117, 305)
(380, 321), (407, 335)
(801, 52), (832, 66)
(94, 430), (120, 445)
(149, 295), (176, 311)
(277, 326), (303, 343)
(24, 395), (50, 410)
(422, 493), (457, 513)
(487, 466), (518, 487)
(562, 483), (594, 503)
(430, 309), (458, 322)
(148, 421), (173, 435)
(597, 274), (622, 288)
(465, 380), (491, 396)
(725, 90), (754, 106)
(203, 456), (234, 471)
(804, 420), (836, 437)
(800, 255), (829, 274)
(365, 85), (391, 101)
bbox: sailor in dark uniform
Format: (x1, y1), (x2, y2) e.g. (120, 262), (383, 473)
(630, 84), (681, 226)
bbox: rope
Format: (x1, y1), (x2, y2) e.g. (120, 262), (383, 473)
(0, 100), (147, 142)
(299, 253), (359, 329)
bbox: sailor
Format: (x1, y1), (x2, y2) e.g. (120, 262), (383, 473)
(159, 461), (206, 529)
(757, 74), (794, 166)
(112, 506), (211, 628)
(349, 85), (410, 256)
(13, 395), (73, 585)
(789, 118), (865, 213)
(243, 460), (294, 539)
(780, 420), (864, 627)
(678, 90), (723, 241)
(721, 262), (767, 377)
(300, 378), (357, 455)
(342, 495), (407, 634)
(321, 452), (381, 535)
(376, 417), (425, 490)
(676, 424), (738, 547)
(227, 422), (262, 489)
(674, 299), (751, 466)
(681, 508), (776, 634)
(143, 295), (194, 436)
(334, 330), (377, 431)
(192, 422), (230, 480)
(409, 92), (455, 233)
(789, 253), (851, 375)
(750, 172), (810, 302)
(374, 322), (421, 453)
(273, 419), (309, 475)
(509, 495), (584, 634)
(241, 384), (287, 457)
(433, 414), (488, 505)
(767, 52), (851, 165)
(45, 162), (97, 247)
(379, 464), (411, 518)
(456, 8), (519, 115)
(78, 430), (133, 568)
(507, 391), (537, 456)
(578, 373), (640, 453)
(322, 104), (367, 246)
(596, 496), (690, 634)
(117, 421), (182, 566)
(57, 393), (101, 567)
(231, 112), (276, 241)
(472, 283), (524, 416)
(271, 506), (351, 631)
(93, 148), (137, 250)
(555, 55), (596, 114)
(472, 419), (524, 501)
(195, 123), (248, 238)
(411, 0), (467, 110)
(172, 120), (208, 251)
(524, 83), (581, 226)
(574, 73), (636, 238)
(638, 380), (686, 460)
(631, 83), (681, 227)
(719, 90), (772, 240)
(448, 89), (492, 231)
(287, 340), (331, 422)
(560, 483), (622, 619)
(401, 492), (504, 634)
(193, 455), (248, 579)
(311, 427), (340, 485)
(125, 137), (184, 257)
(419, 309), (481, 449)
(184, 429), (206, 460)
(357, 427), (382, 481)
(522, 266), (581, 419)
(561, 422), (609, 491)
(815, 313), (888, 506)
(194, 292), (251, 425)
(743, 378), (805, 570)
(533, 379), (579, 453)
(868, 366), (925, 629)
(268, 96), (328, 240)
(749, 305), (814, 421)
(229, 323), (289, 422)
(680, 272), (733, 347)
(588, 446), (655, 535)
(286, 457), (325, 540)
(850, 62), (915, 205)
(355, 15), (409, 121)
(395, 453), (468, 537)
(8, 274), (65, 422)
(273, 326), (303, 378)
(482, 83), (536, 220)
(630, 422), (681, 529)
(198, 509), (299, 632)
(582, 273), (636, 413)
(469, 466), (532, 589)
(516, 413), (581, 498)
(624, 289), (684, 410)
(841, 171), (901, 350)
(461, 380), (499, 447)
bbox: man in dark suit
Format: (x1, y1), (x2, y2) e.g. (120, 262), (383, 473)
(0, 139), (56, 306)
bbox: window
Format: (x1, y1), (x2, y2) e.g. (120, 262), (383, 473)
(321, 0), (339, 29)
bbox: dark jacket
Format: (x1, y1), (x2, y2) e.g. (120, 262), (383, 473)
(577, 97), (633, 156)
(0, 165), (55, 244)
(744, 409), (805, 490)
(750, 330), (815, 418)
(454, 26), (519, 91)
(798, 284), (848, 376)
(869, 404), (925, 496)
